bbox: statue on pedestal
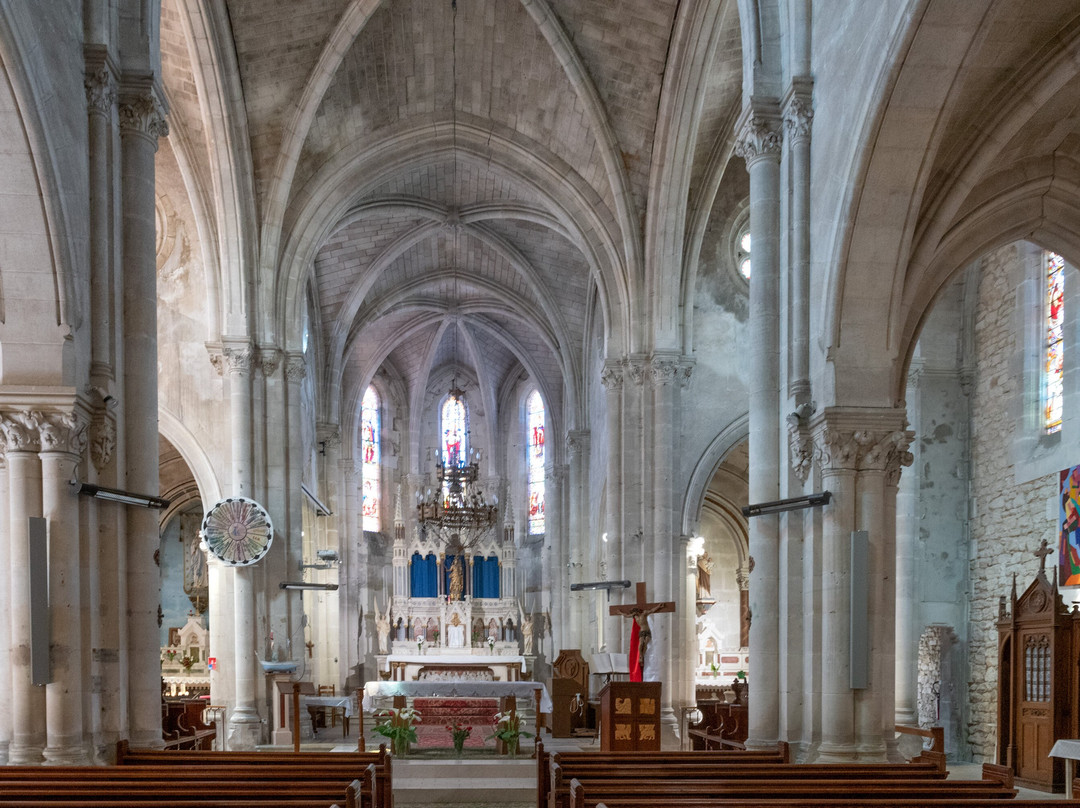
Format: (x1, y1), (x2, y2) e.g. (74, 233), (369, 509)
(374, 595), (392, 655)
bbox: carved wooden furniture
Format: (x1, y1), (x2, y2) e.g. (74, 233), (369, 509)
(598, 680), (661, 751)
(551, 649), (589, 737)
(997, 569), (1080, 791)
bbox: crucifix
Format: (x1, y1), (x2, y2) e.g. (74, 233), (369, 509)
(1035, 538), (1053, 576)
(609, 582), (675, 681)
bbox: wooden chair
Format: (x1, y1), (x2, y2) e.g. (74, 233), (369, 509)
(319, 684), (347, 733)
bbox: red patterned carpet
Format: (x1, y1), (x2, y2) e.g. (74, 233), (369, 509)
(412, 698), (499, 749)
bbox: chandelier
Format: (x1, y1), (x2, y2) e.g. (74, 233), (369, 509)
(416, 386), (498, 546)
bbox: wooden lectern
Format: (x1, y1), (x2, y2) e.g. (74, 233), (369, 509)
(598, 680), (661, 751)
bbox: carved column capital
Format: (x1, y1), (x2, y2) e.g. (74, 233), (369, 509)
(783, 94), (813, 145)
(39, 411), (89, 457)
(257, 347), (282, 377)
(89, 414), (116, 472)
(649, 357), (680, 386)
(84, 66), (116, 116)
(566, 430), (590, 457)
(600, 362), (624, 392)
(810, 408), (913, 483)
(625, 357), (647, 387)
(285, 352), (307, 383)
(118, 91), (169, 146)
(222, 343), (254, 376)
(735, 110), (783, 167)
(0, 411), (42, 452)
(205, 343), (224, 376)
(317, 424), (342, 450)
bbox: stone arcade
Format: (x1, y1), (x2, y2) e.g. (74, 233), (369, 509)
(0, 0), (1078, 779)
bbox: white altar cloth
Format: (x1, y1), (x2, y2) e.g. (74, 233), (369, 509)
(304, 695), (355, 717)
(386, 653), (526, 666)
(1050, 739), (1080, 798)
(362, 680), (552, 714)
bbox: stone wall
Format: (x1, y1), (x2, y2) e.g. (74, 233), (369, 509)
(967, 242), (1057, 760)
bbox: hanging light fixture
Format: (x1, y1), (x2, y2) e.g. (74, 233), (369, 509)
(415, 0), (497, 548)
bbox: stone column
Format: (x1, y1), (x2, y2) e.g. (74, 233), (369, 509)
(3, 412), (45, 763)
(84, 62), (116, 381)
(600, 362), (624, 652)
(284, 353), (307, 649)
(812, 421), (858, 761)
(894, 368), (921, 726)
(0, 449), (8, 762)
(566, 431), (589, 649)
(258, 348), (289, 670)
(341, 457), (362, 689)
(649, 357), (678, 734)
(621, 359), (646, 586)
(223, 342), (260, 748)
(40, 410), (89, 764)
(811, 411), (913, 761)
(119, 88), (168, 747)
(735, 104), (783, 749)
(548, 464), (568, 653)
(783, 82), (813, 404)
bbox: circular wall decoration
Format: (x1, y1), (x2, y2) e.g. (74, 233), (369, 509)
(201, 497), (274, 567)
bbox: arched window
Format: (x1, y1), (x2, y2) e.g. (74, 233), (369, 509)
(1045, 251), (1065, 434)
(441, 391), (468, 467)
(361, 386), (380, 531)
(526, 390), (545, 535)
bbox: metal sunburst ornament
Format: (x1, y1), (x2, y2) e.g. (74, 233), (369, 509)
(201, 497), (274, 567)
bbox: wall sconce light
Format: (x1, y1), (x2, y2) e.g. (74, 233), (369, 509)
(279, 582), (339, 591)
(742, 491), (831, 517)
(71, 480), (170, 509)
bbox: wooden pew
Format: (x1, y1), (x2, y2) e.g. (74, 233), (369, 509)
(536, 739), (791, 808)
(114, 742), (391, 807)
(0, 758), (385, 808)
(545, 750), (947, 808)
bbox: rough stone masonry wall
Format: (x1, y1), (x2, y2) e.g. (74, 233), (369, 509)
(967, 242), (1057, 760)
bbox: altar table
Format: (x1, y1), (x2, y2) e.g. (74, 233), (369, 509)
(383, 653), (527, 682)
(362, 680), (552, 714)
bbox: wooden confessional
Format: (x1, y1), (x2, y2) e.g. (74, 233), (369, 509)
(997, 566), (1080, 791)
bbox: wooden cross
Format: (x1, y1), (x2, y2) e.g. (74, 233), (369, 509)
(305, 639), (314, 658)
(609, 582), (676, 621)
(609, 582), (676, 677)
(1035, 538), (1053, 574)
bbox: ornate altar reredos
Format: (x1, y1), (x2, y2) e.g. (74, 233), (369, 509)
(383, 527), (522, 672)
(161, 613), (210, 697)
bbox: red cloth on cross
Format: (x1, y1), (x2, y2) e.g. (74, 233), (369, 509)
(629, 618), (643, 682)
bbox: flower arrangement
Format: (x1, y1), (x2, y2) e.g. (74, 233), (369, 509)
(416, 635), (425, 654)
(709, 662), (719, 677)
(163, 649), (177, 662)
(487, 710), (533, 756)
(374, 707), (422, 757)
(487, 635), (496, 652)
(446, 720), (472, 755)
(180, 655), (195, 671)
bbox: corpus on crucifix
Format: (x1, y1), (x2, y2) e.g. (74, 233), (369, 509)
(609, 582), (675, 681)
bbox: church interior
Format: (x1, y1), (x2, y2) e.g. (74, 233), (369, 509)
(5, 0), (1080, 798)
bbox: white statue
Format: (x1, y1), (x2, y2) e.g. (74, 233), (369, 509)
(447, 613), (466, 648)
(518, 601), (534, 655)
(374, 595), (392, 655)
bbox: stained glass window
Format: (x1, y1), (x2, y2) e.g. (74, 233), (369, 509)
(361, 386), (380, 531)
(441, 392), (468, 468)
(527, 390), (545, 535)
(1045, 251), (1065, 434)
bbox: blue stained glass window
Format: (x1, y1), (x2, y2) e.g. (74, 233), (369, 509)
(527, 390), (545, 535)
(361, 386), (380, 531)
(1045, 251), (1065, 434)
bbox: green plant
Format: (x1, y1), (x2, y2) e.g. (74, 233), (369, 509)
(374, 707), (421, 755)
(486, 710), (533, 754)
(446, 721), (472, 754)
(736, 670), (747, 680)
(709, 662), (719, 676)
